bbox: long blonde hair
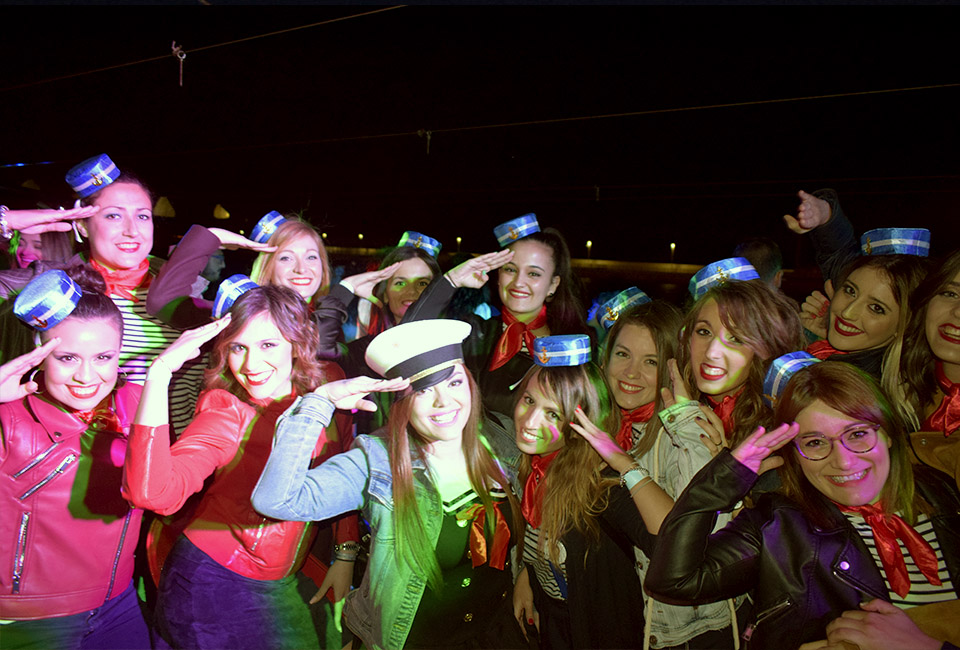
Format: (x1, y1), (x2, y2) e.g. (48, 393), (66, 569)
(516, 364), (620, 564)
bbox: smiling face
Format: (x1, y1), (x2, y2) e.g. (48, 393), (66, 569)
(270, 233), (323, 300)
(688, 299), (754, 399)
(385, 257), (434, 322)
(81, 182), (154, 270)
(16, 232), (43, 268)
(925, 270), (960, 383)
(514, 370), (566, 455)
(605, 323), (659, 411)
(794, 399), (890, 506)
(828, 266), (899, 352)
(226, 312), (294, 401)
(41, 318), (121, 412)
(498, 239), (560, 323)
(409, 365), (472, 443)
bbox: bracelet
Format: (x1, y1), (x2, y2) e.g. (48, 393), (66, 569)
(0, 206), (12, 241)
(334, 541), (360, 562)
(619, 463), (650, 490)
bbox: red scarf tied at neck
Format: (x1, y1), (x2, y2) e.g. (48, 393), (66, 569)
(838, 500), (942, 599)
(923, 362), (960, 437)
(90, 257), (151, 302)
(456, 502), (510, 570)
(807, 339), (849, 361)
(489, 306), (548, 371)
(520, 450), (559, 529)
(615, 403), (656, 452)
(706, 389), (743, 441)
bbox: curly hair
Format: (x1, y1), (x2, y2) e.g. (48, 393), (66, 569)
(514, 363), (620, 565)
(775, 361), (923, 528)
(676, 279), (804, 447)
(203, 285), (330, 401)
(250, 218), (331, 303)
(601, 300), (683, 458)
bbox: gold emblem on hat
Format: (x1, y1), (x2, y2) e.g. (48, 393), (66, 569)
(864, 236), (873, 255)
(509, 226), (519, 240)
(414, 236), (423, 248)
(605, 306), (618, 322)
(34, 317), (48, 329)
(91, 173), (103, 187)
(538, 349), (550, 364)
(716, 266), (729, 283)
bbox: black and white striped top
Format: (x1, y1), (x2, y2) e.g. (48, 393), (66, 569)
(844, 512), (955, 607)
(523, 525), (567, 601)
(114, 291), (205, 437)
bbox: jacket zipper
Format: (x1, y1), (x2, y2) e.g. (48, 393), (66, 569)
(12, 512), (30, 593)
(12, 441), (61, 478)
(18, 454), (77, 500)
(742, 596), (792, 642)
(105, 510), (133, 598)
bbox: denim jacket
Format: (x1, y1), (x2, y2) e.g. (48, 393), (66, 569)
(252, 393), (444, 650)
(632, 399), (741, 649)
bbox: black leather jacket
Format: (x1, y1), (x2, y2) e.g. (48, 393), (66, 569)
(645, 451), (960, 650)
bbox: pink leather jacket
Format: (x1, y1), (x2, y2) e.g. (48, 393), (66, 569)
(0, 383), (144, 620)
(123, 377), (353, 581)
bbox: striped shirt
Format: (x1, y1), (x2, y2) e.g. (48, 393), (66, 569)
(115, 278), (205, 437)
(523, 525), (567, 601)
(844, 512), (955, 608)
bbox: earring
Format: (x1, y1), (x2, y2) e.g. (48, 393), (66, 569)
(547, 293), (555, 299)
(117, 370), (128, 387)
(28, 368), (43, 393)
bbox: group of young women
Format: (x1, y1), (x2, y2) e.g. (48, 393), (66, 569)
(1, 158), (958, 650)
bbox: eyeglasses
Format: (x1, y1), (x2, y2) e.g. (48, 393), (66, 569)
(793, 427), (880, 461)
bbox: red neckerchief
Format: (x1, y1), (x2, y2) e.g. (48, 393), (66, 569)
(837, 500), (942, 599)
(807, 339), (849, 361)
(706, 388), (743, 440)
(615, 403), (656, 452)
(489, 306), (548, 371)
(520, 450), (560, 529)
(456, 502), (510, 570)
(90, 257), (151, 302)
(922, 362), (960, 437)
(74, 397), (121, 433)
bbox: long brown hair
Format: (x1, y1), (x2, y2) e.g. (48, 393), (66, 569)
(775, 361), (922, 528)
(250, 218), (331, 302)
(677, 279), (804, 446)
(900, 248), (960, 427)
(367, 245), (441, 335)
(204, 285), (329, 401)
(515, 364), (620, 564)
(602, 300), (683, 457)
(832, 255), (929, 429)
(386, 367), (517, 591)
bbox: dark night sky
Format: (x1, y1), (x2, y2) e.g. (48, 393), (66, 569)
(4, 9), (958, 268)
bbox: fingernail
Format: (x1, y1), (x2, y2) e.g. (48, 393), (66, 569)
(351, 409), (358, 414)
(528, 618), (534, 625)
(699, 434), (706, 439)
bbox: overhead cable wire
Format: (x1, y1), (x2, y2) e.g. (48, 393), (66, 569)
(0, 5), (406, 94)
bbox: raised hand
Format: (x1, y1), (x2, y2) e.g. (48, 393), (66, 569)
(800, 280), (834, 340)
(5, 205), (98, 235)
(695, 404), (728, 457)
(569, 406), (635, 473)
(730, 422), (799, 474)
(444, 249), (514, 289)
(148, 316), (232, 382)
(208, 227), (277, 253)
(0, 338), (60, 403)
(783, 190), (832, 235)
(342, 262), (402, 300)
(313, 376), (410, 412)
(660, 358), (692, 409)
